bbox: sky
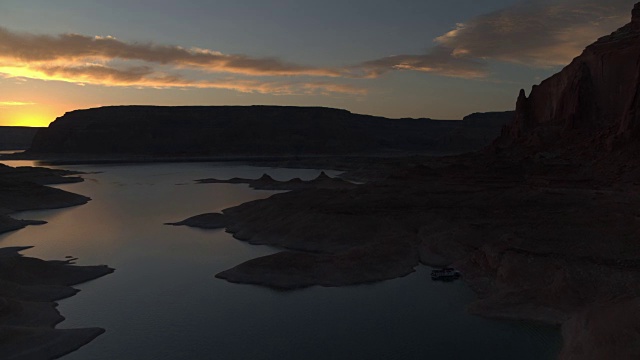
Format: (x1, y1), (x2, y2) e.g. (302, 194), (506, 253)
(0, 0), (636, 127)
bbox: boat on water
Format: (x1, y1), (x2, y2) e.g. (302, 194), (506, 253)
(431, 267), (461, 281)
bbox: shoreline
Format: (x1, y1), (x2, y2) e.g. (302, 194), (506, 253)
(166, 157), (640, 359)
(0, 163), (114, 359)
(8, 153), (640, 358)
(0, 152), (460, 170)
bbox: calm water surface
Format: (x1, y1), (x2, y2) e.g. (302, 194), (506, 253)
(0, 162), (561, 360)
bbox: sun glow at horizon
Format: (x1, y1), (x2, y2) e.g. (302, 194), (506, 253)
(5, 112), (53, 127)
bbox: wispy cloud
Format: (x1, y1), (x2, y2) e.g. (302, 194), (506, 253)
(435, 0), (636, 67)
(0, 26), (362, 95)
(353, 0), (635, 78)
(0, 27), (341, 77)
(0, 62), (363, 95)
(352, 45), (488, 79)
(0, 101), (35, 107)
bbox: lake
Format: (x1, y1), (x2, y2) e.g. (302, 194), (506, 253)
(0, 162), (561, 360)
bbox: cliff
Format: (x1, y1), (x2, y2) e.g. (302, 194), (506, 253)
(493, 3), (640, 164)
(28, 106), (511, 157)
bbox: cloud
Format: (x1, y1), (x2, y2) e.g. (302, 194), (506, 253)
(0, 27), (364, 95)
(0, 101), (35, 107)
(0, 61), (363, 95)
(353, 45), (488, 79)
(0, 0), (635, 90)
(0, 27), (341, 77)
(435, 0), (636, 67)
(354, 0), (635, 78)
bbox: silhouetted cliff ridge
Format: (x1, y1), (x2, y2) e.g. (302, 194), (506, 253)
(28, 106), (511, 157)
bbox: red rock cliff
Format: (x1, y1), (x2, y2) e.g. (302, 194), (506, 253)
(493, 3), (640, 158)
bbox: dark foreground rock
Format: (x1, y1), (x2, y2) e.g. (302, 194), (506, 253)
(559, 298), (640, 360)
(0, 247), (114, 360)
(217, 238), (419, 290)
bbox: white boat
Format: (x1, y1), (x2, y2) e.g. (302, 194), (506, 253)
(431, 267), (461, 281)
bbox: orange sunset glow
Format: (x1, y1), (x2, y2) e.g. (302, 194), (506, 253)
(0, 100), (64, 127)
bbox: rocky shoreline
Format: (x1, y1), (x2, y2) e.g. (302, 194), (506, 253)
(0, 247), (114, 360)
(167, 155), (640, 359)
(0, 163), (114, 359)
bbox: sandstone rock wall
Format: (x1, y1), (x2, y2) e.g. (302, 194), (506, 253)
(493, 3), (640, 157)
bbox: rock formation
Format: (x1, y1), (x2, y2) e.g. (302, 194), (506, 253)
(193, 171), (357, 190)
(28, 106), (511, 157)
(493, 3), (640, 163)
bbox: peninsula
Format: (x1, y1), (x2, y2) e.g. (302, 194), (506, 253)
(0, 164), (114, 359)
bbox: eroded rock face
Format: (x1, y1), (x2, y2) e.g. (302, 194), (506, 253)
(493, 3), (640, 157)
